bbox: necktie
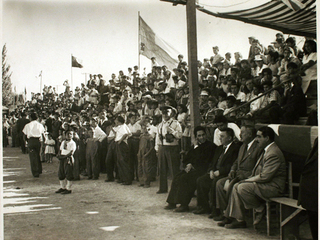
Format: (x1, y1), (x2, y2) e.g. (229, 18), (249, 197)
(216, 145), (227, 170)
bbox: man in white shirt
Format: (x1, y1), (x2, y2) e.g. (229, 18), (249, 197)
(91, 118), (107, 179)
(156, 106), (182, 194)
(23, 112), (45, 177)
(105, 116), (132, 184)
(213, 116), (240, 146)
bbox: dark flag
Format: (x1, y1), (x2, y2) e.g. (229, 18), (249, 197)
(72, 55), (83, 68)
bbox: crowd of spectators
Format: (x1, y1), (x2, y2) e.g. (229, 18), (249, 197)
(2, 33), (318, 236)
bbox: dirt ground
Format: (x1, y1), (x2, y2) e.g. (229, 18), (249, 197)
(2, 146), (312, 240)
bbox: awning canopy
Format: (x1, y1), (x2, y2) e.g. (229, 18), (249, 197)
(197, 0), (316, 39)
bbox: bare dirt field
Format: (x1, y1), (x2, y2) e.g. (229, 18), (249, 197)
(3, 146), (312, 240)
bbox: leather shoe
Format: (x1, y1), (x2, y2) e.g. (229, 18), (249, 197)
(213, 215), (225, 222)
(253, 208), (266, 225)
(217, 218), (232, 227)
(174, 206), (189, 213)
(61, 189), (72, 194)
(164, 203), (176, 210)
(55, 188), (65, 193)
(156, 190), (167, 194)
(208, 212), (219, 219)
(193, 208), (209, 215)
(143, 184), (150, 188)
(225, 220), (247, 229)
(105, 179), (114, 182)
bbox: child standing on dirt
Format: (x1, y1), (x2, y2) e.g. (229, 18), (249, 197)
(45, 133), (55, 163)
(55, 130), (76, 194)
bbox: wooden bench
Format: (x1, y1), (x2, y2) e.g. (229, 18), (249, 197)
(269, 197), (306, 240)
(254, 162), (307, 239)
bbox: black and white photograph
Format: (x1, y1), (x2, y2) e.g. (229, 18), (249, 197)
(1, 0), (318, 239)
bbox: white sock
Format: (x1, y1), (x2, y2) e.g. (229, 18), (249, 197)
(60, 180), (66, 189)
(66, 180), (72, 190)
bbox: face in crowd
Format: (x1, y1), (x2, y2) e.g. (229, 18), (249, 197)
(195, 129), (207, 145)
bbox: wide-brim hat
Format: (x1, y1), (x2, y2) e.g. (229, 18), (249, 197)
(160, 105), (177, 117)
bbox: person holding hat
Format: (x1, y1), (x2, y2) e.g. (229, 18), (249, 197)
(156, 105), (182, 194)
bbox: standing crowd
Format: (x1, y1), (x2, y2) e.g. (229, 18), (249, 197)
(3, 33), (317, 238)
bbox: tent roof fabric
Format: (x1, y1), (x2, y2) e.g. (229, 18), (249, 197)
(197, 0), (316, 38)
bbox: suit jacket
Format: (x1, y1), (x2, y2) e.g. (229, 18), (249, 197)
(298, 138), (318, 211)
(248, 142), (286, 199)
(182, 141), (217, 176)
(208, 141), (240, 176)
(16, 118), (30, 136)
(230, 140), (263, 179)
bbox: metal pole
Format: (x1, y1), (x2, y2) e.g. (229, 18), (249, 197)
(71, 54), (73, 91)
(186, 0), (201, 139)
(138, 11), (141, 72)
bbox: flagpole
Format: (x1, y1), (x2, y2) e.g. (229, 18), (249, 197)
(71, 54), (73, 91)
(138, 11), (141, 72)
(40, 71), (43, 95)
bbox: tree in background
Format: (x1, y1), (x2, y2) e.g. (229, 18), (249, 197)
(2, 44), (13, 107)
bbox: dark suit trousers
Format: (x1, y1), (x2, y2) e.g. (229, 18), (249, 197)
(197, 174), (224, 212)
(28, 138), (42, 177)
(116, 141), (132, 183)
(99, 138), (108, 173)
(106, 140), (117, 180)
(166, 170), (200, 207)
(86, 141), (100, 178)
(128, 137), (140, 181)
(19, 134), (26, 153)
(158, 145), (180, 192)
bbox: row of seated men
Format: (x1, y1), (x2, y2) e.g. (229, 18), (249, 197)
(164, 124), (287, 229)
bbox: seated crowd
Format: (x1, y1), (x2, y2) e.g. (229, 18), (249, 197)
(3, 33), (317, 235)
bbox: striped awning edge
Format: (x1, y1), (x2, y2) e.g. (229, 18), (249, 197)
(197, 0), (316, 38)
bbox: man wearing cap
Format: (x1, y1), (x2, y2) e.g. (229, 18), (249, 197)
(199, 88), (210, 117)
(156, 105), (182, 194)
(23, 112), (45, 177)
(210, 46), (224, 66)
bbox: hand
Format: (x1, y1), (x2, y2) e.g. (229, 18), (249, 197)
(209, 170), (214, 179)
(185, 164), (192, 173)
(228, 170), (235, 179)
(214, 170), (220, 177)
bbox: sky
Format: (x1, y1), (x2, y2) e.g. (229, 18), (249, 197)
(2, 0), (306, 99)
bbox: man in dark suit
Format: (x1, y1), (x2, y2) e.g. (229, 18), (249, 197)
(164, 126), (217, 212)
(16, 112), (30, 154)
(193, 128), (240, 215)
(214, 125), (263, 221)
(298, 137), (318, 240)
(218, 126), (286, 229)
